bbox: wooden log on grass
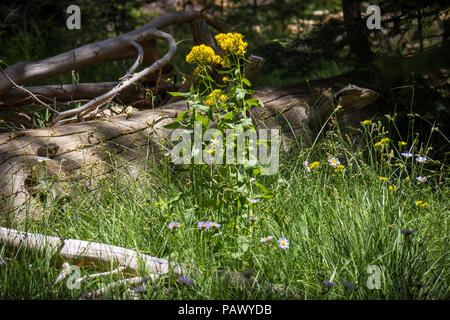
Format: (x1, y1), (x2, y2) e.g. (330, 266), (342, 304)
(0, 76), (378, 223)
(0, 226), (298, 299)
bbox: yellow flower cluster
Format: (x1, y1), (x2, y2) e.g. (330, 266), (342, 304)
(361, 120), (372, 126)
(215, 33), (248, 56)
(186, 44), (222, 66)
(415, 200), (429, 207)
(205, 89), (226, 106)
(374, 138), (390, 148)
(389, 185), (397, 191)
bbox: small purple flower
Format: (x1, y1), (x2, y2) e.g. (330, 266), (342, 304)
(168, 222), (180, 230)
(260, 236), (274, 243)
(248, 198), (260, 205)
(277, 237), (289, 249)
(177, 275), (193, 286)
(0, 258), (5, 265)
(133, 284), (147, 293)
(197, 221), (211, 230)
(416, 176), (427, 183)
(340, 280), (356, 291)
(322, 280), (336, 288)
(303, 161), (311, 173)
(210, 221), (221, 229)
(401, 152), (413, 158)
(415, 156), (428, 163)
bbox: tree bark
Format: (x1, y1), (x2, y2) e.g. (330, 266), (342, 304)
(342, 0), (373, 65)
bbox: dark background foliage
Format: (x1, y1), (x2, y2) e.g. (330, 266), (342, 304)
(0, 0), (449, 158)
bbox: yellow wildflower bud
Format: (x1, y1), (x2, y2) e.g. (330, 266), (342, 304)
(309, 161), (320, 170)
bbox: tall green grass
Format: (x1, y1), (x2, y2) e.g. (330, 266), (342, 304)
(1, 115), (448, 300)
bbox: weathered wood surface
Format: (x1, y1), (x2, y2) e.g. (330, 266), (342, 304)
(0, 225), (299, 299)
(0, 226), (185, 275)
(0, 104), (182, 222)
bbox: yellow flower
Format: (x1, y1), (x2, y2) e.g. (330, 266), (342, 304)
(210, 89), (221, 97)
(219, 94), (227, 101)
(186, 44), (222, 66)
(389, 185), (397, 191)
(222, 76), (230, 83)
(374, 138), (389, 148)
(415, 200), (428, 207)
(336, 165), (344, 171)
(205, 98), (214, 106)
(398, 141), (407, 146)
(215, 33), (248, 56)
(361, 120), (372, 126)
(379, 176), (388, 181)
(309, 161), (320, 170)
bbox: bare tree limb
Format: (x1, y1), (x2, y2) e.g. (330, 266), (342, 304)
(0, 11), (227, 97)
(51, 29), (177, 126)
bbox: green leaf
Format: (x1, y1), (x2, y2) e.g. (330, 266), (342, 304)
(242, 78), (252, 87)
(220, 112), (234, 120)
(195, 113), (210, 129)
(176, 110), (192, 122)
(245, 98), (260, 106)
(168, 91), (190, 97)
(163, 121), (182, 129)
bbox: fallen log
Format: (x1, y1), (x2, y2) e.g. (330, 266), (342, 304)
(1, 82), (181, 109)
(0, 226), (299, 299)
(0, 77), (378, 223)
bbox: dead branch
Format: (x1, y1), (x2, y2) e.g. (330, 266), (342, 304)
(0, 11), (227, 97)
(51, 29), (176, 125)
(0, 226), (299, 299)
(1, 82), (179, 108)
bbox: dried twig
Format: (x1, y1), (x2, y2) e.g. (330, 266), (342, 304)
(0, 68), (60, 114)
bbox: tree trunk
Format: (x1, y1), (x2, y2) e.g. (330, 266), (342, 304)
(342, 0), (373, 65)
